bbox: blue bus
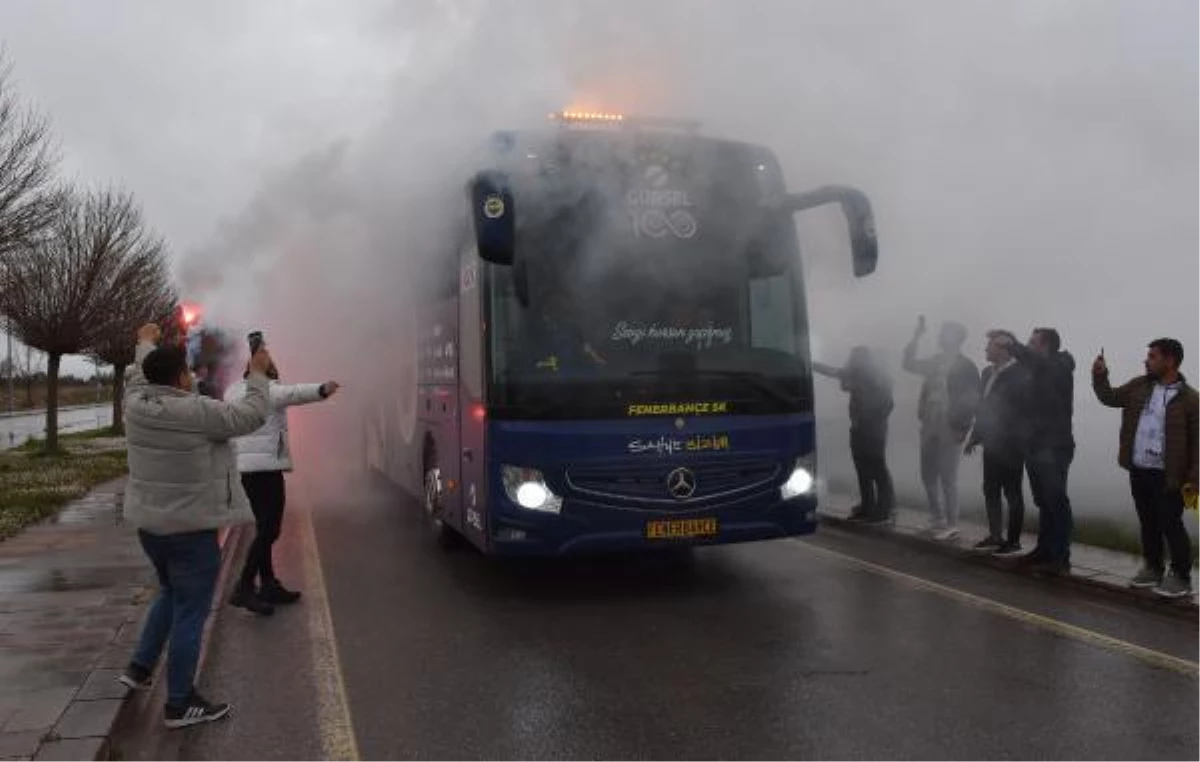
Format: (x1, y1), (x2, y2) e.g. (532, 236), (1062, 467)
(363, 111), (878, 555)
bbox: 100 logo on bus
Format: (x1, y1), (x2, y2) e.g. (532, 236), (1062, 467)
(626, 166), (699, 240)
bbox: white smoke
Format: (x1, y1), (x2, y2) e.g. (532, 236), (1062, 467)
(172, 0), (1197, 525)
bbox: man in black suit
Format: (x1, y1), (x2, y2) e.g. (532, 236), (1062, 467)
(965, 330), (1031, 556)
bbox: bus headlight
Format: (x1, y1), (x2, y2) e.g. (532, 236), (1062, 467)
(781, 457), (816, 500)
(501, 466), (563, 514)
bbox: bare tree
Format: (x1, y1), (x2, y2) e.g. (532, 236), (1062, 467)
(87, 245), (176, 435)
(0, 187), (163, 451)
(0, 53), (60, 258)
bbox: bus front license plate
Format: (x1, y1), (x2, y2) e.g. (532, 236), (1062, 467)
(645, 518), (719, 540)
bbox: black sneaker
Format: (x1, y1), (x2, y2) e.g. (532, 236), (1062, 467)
(117, 662), (153, 691)
(847, 506), (868, 522)
(973, 537), (1002, 552)
(260, 579), (302, 605)
(992, 542), (1024, 557)
(164, 692), (231, 729)
(861, 514), (893, 526)
(230, 586), (275, 616)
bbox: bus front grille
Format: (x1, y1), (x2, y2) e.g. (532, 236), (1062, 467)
(565, 457), (781, 505)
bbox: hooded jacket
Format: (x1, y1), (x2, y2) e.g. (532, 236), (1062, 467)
(123, 343), (270, 534)
(1011, 344), (1075, 450)
(224, 379), (327, 473)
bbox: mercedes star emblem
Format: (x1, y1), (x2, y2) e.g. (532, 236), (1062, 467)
(666, 467), (697, 500)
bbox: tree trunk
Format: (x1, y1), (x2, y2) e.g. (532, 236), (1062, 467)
(111, 363), (126, 436)
(45, 353), (61, 453)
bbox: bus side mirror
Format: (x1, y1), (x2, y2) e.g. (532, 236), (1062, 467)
(778, 185), (878, 278)
(470, 171), (516, 266)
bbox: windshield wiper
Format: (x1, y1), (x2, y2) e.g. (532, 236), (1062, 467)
(630, 368), (802, 407)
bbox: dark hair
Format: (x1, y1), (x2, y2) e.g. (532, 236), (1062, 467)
(142, 346), (188, 386)
(1033, 328), (1061, 353)
(1149, 338), (1184, 367)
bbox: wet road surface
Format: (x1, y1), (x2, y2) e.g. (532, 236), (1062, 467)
(0, 405), (111, 449)
(135, 473), (1197, 760)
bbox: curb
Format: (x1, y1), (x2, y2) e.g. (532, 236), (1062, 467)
(99, 524), (250, 761)
(819, 512), (1200, 622)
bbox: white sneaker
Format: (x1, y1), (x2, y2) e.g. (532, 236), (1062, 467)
(933, 528), (960, 542)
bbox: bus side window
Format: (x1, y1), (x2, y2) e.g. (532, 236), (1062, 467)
(459, 228), (484, 400)
(435, 245), (458, 299)
(748, 273), (797, 354)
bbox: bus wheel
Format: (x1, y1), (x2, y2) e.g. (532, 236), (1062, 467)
(422, 466), (458, 549)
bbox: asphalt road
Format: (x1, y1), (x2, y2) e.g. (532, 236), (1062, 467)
(130, 472), (1198, 761)
(0, 404), (111, 449)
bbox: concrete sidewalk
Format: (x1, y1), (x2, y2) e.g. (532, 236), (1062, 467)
(820, 494), (1199, 615)
(0, 479), (240, 761)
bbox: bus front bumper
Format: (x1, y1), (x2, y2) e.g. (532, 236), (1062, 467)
(486, 495), (818, 556)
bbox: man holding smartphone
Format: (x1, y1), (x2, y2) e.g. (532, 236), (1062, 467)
(1093, 338), (1198, 597)
(120, 323), (273, 727)
(903, 315), (980, 541)
(224, 331), (340, 614)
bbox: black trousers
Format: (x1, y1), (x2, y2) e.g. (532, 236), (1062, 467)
(850, 426), (894, 518)
(1129, 468), (1192, 579)
(982, 449), (1025, 544)
(239, 471), (286, 589)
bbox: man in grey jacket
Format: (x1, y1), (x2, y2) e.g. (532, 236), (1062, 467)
(903, 316), (981, 541)
(117, 323), (274, 729)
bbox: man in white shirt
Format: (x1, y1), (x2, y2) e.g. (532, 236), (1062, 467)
(1094, 338), (1198, 598)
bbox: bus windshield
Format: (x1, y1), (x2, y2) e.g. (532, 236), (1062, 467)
(487, 223), (812, 418)
(483, 132), (813, 419)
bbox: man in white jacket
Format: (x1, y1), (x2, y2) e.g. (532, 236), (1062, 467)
(119, 323), (274, 729)
(224, 359), (338, 613)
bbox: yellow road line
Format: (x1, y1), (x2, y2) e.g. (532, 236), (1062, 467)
(300, 508), (362, 761)
(793, 539), (1199, 677)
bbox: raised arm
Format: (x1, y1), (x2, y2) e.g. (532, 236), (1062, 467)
(193, 375), (271, 441)
(124, 342), (155, 395)
(1093, 375), (1138, 409)
(124, 324), (163, 395)
(1091, 352), (1135, 409)
(1008, 340), (1037, 368)
(270, 381), (333, 408)
(811, 362), (843, 380)
(902, 339), (941, 376)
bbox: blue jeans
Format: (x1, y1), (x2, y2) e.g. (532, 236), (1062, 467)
(1026, 446), (1074, 564)
(132, 530), (220, 707)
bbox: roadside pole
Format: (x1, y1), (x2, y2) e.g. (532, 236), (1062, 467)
(6, 318), (13, 417)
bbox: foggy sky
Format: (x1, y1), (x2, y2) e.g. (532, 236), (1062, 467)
(1, 0), (1196, 524)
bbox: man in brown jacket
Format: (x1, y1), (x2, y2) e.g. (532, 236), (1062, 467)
(1093, 338), (1199, 598)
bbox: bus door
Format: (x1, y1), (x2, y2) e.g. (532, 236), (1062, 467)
(457, 247), (488, 548)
